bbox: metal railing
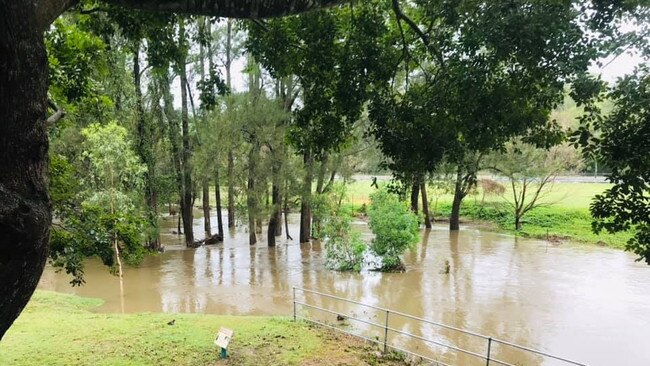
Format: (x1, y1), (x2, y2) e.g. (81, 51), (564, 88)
(292, 287), (587, 366)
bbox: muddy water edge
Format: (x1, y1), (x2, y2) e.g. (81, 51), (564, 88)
(38, 209), (650, 366)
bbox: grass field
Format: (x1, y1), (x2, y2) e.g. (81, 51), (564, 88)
(343, 177), (631, 249)
(0, 291), (407, 366)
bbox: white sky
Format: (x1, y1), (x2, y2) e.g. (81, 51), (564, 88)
(171, 29), (647, 109)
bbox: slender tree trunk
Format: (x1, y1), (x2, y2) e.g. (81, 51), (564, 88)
(202, 180), (211, 237)
(421, 183), (432, 229)
(0, 9), (51, 339)
(177, 199), (182, 234)
(284, 179), (293, 240)
(268, 180), (281, 247)
(450, 172), (464, 231)
(133, 42), (160, 250)
(224, 19), (236, 229)
(515, 214), (522, 231)
(410, 182), (419, 214)
(227, 151), (236, 227)
(198, 18), (212, 240)
(299, 151), (313, 243)
(312, 156), (328, 238)
(215, 172), (224, 239)
(160, 74), (183, 234)
(178, 17), (194, 246)
(247, 142), (259, 245)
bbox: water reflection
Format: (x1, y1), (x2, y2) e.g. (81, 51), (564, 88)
(39, 210), (650, 366)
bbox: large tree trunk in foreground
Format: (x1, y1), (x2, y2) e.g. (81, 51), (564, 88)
(0, 4), (51, 340)
(0, 0), (349, 342)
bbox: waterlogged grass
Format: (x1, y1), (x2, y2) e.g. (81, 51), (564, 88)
(344, 178), (630, 248)
(0, 291), (407, 366)
(434, 201), (631, 248)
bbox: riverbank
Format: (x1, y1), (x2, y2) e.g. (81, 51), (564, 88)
(0, 291), (407, 366)
(346, 180), (631, 249)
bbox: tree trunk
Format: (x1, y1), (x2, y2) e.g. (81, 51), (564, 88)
(515, 215), (522, 231)
(0, 7), (51, 339)
(450, 172), (464, 231)
(284, 180), (293, 240)
(227, 150), (235, 227)
(215, 171), (224, 239)
(268, 182), (281, 247)
(421, 183), (432, 229)
(410, 182), (419, 214)
(160, 73), (184, 237)
(247, 142), (259, 245)
(299, 151), (313, 243)
(202, 180), (211, 237)
(178, 17), (194, 246)
(133, 42), (160, 251)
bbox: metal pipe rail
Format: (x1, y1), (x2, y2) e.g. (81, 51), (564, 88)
(292, 286), (587, 366)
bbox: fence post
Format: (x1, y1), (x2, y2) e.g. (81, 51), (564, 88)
(486, 337), (492, 366)
(383, 310), (390, 353)
(293, 287), (296, 321)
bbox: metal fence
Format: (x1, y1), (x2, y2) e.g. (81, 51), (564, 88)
(292, 287), (587, 366)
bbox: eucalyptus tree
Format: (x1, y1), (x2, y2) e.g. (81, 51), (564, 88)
(0, 0), (348, 340)
(246, 0), (396, 242)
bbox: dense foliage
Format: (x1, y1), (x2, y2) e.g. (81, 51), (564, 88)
(586, 68), (650, 263)
(367, 189), (420, 271)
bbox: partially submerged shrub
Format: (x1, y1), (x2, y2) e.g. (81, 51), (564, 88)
(322, 209), (366, 271)
(367, 189), (420, 272)
(318, 184), (366, 271)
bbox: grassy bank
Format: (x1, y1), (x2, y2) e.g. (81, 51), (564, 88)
(346, 179), (631, 248)
(0, 291), (406, 366)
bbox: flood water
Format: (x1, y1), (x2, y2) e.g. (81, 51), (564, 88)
(38, 210), (650, 366)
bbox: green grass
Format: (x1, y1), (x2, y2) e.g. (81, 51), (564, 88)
(0, 291), (406, 366)
(343, 178), (631, 248)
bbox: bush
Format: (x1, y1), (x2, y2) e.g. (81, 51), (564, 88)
(322, 209), (366, 271)
(317, 184), (366, 272)
(367, 189), (420, 272)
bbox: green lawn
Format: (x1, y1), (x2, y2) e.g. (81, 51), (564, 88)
(344, 178), (631, 249)
(0, 292), (406, 366)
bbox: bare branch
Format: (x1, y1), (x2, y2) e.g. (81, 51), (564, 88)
(46, 99), (66, 126)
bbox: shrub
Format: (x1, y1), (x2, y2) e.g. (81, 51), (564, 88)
(367, 189), (420, 271)
(317, 184), (366, 272)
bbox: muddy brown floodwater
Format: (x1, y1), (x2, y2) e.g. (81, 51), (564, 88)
(39, 209), (650, 366)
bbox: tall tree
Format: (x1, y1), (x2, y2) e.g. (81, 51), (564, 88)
(246, 0), (395, 242)
(0, 0), (349, 339)
(372, 0), (595, 230)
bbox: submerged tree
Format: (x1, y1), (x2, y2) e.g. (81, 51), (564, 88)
(367, 189), (419, 272)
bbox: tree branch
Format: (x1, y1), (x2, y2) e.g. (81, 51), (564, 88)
(390, 0), (446, 70)
(103, 0), (347, 19)
(46, 99), (66, 126)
